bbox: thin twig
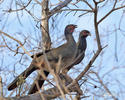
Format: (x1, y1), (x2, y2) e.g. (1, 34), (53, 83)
(0, 30), (31, 56)
(4, 0), (32, 12)
(94, 72), (118, 100)
(98, 0), (125, 24)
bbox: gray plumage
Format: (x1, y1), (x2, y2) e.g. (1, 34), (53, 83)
(28, 30), (91, 94)
(8, 24), (77, 91)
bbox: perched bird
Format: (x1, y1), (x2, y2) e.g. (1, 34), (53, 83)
(8, 24), (77, 91)
(65, 30), (91, 71)
(28, 30), (91, 94)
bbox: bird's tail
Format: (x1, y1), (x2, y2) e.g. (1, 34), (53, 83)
(28, 71), (49, 94)
(8, 64), (38, 91)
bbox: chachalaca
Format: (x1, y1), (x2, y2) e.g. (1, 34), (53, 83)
(28, 30), (91, 94)
(65, 30), (91, 71)
(8, 24), (77, 91)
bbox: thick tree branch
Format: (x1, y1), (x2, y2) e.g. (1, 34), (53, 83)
(49, 0), (72, 17)
(41, 0), (72, 50)
(94, 2), (101, 50)
(41, 0), (51, 50)
(0, 76), (3, 97)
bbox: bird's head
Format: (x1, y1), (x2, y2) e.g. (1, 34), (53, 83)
(80, 30), (91, 38)
(65, 24), (77, 35)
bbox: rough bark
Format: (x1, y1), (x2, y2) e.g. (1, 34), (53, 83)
(41, 0), (51, 50)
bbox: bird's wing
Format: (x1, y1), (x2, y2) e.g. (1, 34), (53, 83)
(31, 49), (51, 58)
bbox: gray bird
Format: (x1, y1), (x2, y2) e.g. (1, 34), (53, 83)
(8, 24), (77, 91)
(65, 30), (91, 71)
(28, 30), (91, 94)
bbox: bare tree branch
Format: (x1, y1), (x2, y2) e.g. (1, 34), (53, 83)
(98, 0), (125, 24)
(82, 0), (94, 10)
(75, 0), (102, 82)
(41, 0), (51, 50)
(0, 30), (31, 56)
(76, 49), (102, 82)
(0, 76), (3, 97)
(41, 0), (73, 50)
(4, 0), (32, 12)
(3, 74), (82, 100)
(59, 9), (93, 13)
(49, 0), (72, 17)
(94, 72), (118, 100)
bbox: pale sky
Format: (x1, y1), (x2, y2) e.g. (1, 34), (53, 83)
(0, 0), (125, 99)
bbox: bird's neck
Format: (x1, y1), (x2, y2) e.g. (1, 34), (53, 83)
(65, 33), (75, 43)
(78, 37), (87, 51)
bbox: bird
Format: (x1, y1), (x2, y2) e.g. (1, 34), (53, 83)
(8, 24), (77, 91)
(28, 30), (91, 94)
(64, 30), (91, 71)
